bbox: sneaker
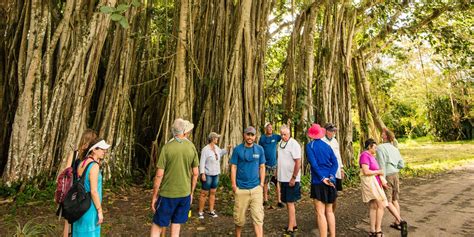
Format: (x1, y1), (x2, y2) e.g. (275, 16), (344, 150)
(277, 202), (285, 208)
(198, 212), (204, 219)
(208, 210), (218, 218)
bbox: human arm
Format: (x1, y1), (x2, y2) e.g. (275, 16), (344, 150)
(305, 142), (324, 181)
(259, 164), (265, 187)
(199, 148), (207, 181)
(231, 164), (237, 193)
(89, 164), (103, 225)
(151, 168), (164, 212)
(289, 158), (301, 187)
(191, 166), (199, 203)
(375, 148), (387, 178)
(219, 146), (228, 157)
(360, 164), (383, 176)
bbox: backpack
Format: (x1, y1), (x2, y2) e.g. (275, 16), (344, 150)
(55, 151), (78, 204)
(62, 161), (97, 224)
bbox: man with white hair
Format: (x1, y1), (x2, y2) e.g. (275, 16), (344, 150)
(150, 118), (199, 237)
(277, 125), (302, 235)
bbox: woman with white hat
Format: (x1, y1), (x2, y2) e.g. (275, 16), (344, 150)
(72, 138), (111, 237)
(197, 132), (231, 219)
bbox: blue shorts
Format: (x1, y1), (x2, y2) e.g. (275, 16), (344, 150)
(153, 195), (191, 227)
(280, 182), (301, 203)
(201, 175), (219, 190)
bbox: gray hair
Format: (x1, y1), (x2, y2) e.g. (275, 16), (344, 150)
(280, 124), (290, 134)
(171, 118), (185, 136)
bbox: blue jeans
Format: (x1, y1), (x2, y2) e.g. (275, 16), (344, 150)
(201, 175), (219, 190)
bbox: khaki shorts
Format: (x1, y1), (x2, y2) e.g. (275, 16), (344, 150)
(385, 173), (400, 202)
(233, 185), (264, 226)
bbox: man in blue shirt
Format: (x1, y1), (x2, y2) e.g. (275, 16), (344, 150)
(258, 122), (282, 208)
(231, 126), (266, 237)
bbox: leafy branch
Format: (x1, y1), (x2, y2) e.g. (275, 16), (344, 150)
(100, 0), (141, 29)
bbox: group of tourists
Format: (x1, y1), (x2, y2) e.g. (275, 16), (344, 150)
(61, 118), (408, 237)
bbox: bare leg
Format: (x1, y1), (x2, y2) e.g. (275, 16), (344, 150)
(375, 200), (385, 232)
(150, 223), (163, 237)
(325, 204), (336, 237)
(393, 200), (401, 217)
(235, 225), (242, 237)
(209, 188), (217, 212)
(314, 200), (328, 237)
(253, 223), (263, 237)
(63, 221), (69, 237)
(263, 183), (269, 202)
(276, 182), (282, 203)
(198, 190), (208, 213)
(170, 223), (181, 237)
(287, 202), (296, 230)
(369, 201), (377, 233)
(387, 202), (401, 223)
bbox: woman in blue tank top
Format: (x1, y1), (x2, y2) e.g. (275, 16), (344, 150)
(73, 138), (111, 237)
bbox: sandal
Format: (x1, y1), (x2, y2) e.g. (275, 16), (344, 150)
(368, 232), (376, 237)
(389, 222), (401, 230)
(400, 220), (408, 237)
(376, 231), (384, 237)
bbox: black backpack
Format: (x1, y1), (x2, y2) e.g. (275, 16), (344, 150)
(62, 161), (97, 224)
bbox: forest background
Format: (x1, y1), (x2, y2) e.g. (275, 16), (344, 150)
(0, 0), (472, 192)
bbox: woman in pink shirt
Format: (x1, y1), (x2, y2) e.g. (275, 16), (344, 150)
(359, 139), (387, 237)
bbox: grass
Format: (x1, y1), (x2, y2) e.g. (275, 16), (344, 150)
(398, 137), (474, 177)
(343, 137), (474, 187)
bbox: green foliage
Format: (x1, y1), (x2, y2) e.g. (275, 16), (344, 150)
(426, 96), (461, 141)
(100, 1), (142, 29)
(382, 101), (428, 138)
(342, 165), (361, 188)
(0, 180), (56, 206)
(14, 219), (55, 237)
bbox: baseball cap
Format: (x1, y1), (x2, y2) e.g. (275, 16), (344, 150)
(324, 123), (337, 132)
(264, 122), (271, 128)
(243, 126), (256, 135)
(208, 132), (221, 140)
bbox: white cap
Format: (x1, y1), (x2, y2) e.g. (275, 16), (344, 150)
(88, 140), (111, 153)
(183, 120), (194, 133)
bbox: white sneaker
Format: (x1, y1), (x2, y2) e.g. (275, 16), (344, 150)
(198, 212), (204, 219)
(208, 210), (218, 218)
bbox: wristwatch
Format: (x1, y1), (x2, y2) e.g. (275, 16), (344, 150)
(292, 175), (297, 180)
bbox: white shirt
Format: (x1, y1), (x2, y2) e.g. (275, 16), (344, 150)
(322, 136), (343, 179)
(277, 138), (302, 182)
(200, 144), (227, 176)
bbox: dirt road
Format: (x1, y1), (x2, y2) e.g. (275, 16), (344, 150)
(356, 163), (474, 237)
(185, 163), (474, 236)
(1, 163), (473, 236)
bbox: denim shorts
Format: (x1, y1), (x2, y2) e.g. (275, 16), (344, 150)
(153, 195), (191, 227)
(201, 175), (219, 190)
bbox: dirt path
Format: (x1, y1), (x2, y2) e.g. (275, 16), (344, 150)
(1, 164), (473, 236)
(356, 163), (474, 237)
